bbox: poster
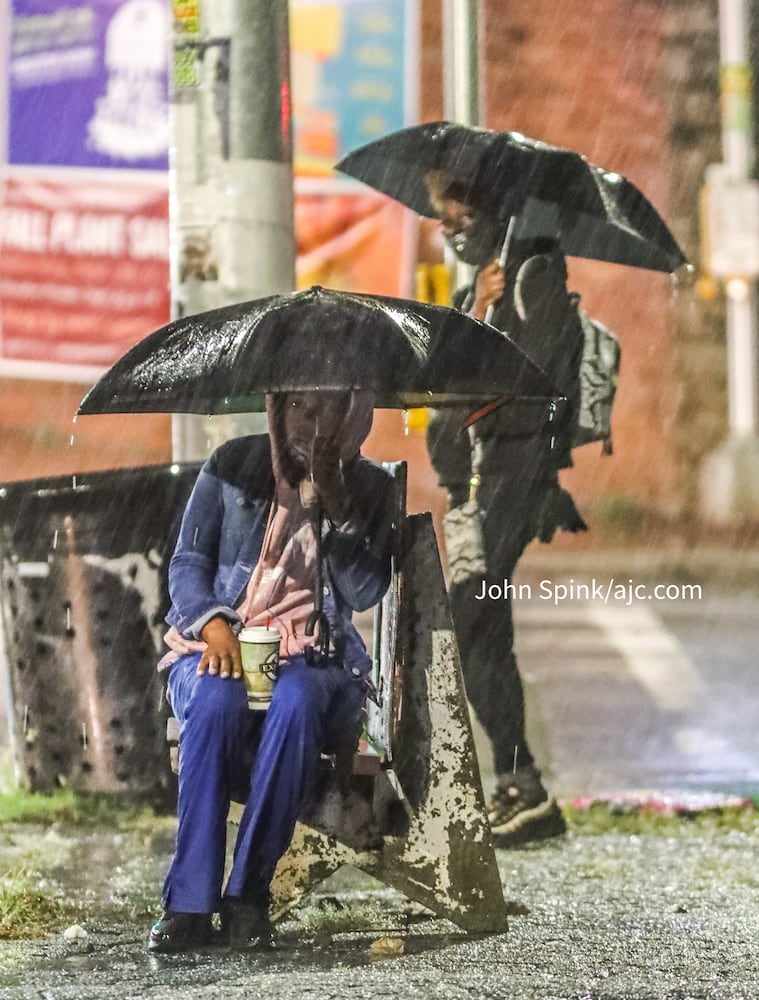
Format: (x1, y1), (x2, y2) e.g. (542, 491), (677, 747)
(0, 0), (417, 373)
(291, 0), (417, 296)
(291, 0), (411, 176)
(0, 172), (170, 371)
(295, 189), (413, 297)
(8, 0), (169, 170)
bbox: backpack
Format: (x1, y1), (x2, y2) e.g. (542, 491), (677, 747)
(571, 300), (621, 455)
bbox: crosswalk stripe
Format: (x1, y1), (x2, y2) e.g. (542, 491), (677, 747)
(582, 602), (706, 711)
(515, 598), (706, 711)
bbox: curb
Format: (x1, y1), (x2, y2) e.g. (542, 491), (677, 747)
(564, 789), (756, 816)
(519, 546), (759, 587)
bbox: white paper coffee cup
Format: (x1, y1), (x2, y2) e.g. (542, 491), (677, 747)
(238, 626), (282, 709)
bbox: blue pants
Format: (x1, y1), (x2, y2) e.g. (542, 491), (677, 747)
(162, 653), (364, 914)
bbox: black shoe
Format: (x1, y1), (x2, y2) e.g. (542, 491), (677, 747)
(488, 767), (567, 847)
(147, 911), (214, 954)
(219, 897), (275, 950)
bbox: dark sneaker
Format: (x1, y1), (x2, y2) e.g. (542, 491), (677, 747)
(219, 898), (276, 950)
(147, 911), (214, 954)
(488, 767), (567, 846)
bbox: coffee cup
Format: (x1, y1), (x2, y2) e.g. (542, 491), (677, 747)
(238, 626), (282, 709)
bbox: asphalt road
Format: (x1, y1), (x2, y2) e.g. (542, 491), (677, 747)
(505, 545), (759, 802)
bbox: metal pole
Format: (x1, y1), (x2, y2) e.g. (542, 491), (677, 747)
(442, 0), (482, 291)
(700, 0), (759, 523)
(442, 0), (481, 126)
(169, 0), (295, 461)
(719, 0), (759, 437)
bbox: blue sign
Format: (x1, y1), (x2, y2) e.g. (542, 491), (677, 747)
(291, 0), (414, 176)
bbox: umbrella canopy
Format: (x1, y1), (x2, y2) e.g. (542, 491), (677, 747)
(77, 285), (561, 417)
(336, 121), (687, 273)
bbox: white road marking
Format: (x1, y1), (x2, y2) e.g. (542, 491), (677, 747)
(511, 585), (756, 783)
(582, 602), (706, 711)
(516, 598), (706, 710)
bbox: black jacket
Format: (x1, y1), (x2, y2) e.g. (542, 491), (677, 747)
(428, 241), (583, 491)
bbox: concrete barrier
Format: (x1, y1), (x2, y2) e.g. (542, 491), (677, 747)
(0, 463), (199, 803)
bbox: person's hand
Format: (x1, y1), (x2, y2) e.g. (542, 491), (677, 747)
(471, 258), (505, 321)
(198, 617), (242, 679)
(311, 435), (349, 524)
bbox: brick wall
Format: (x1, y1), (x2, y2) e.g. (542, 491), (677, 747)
(0, 379), (171, 483)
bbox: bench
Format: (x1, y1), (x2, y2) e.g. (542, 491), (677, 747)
(166, 460), (508, 933)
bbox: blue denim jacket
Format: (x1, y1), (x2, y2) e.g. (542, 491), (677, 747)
(165, 434), (395, 675)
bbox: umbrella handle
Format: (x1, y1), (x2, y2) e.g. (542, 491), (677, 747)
(304, 498), (330, 665)
(305, 610), (331, 666)
(484, 216), (517, 325)
(305, 608), (321, 637)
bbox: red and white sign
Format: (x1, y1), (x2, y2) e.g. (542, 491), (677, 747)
(0, 172), (170, 374)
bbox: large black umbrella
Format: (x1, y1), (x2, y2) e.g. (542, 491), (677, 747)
(77, 284), (561, 417)
(336, 121), (687, 273)
(77, 284), (562, 667)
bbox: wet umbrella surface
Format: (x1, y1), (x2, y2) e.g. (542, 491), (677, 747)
(336, 121), (687, 273)
(75, 284), (564, 666)
(77, 285), (561, 417)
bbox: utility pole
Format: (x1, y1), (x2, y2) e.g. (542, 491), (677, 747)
(442, 0), (482, 292)
(223, 0), (295, 304)
(700, 0), (759, 522)
(169, 0), (295, 462)
(442, 0), (481, 126)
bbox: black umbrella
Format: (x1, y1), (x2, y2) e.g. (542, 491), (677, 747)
(77, 284), (561, 417)
(335, 121), (687, 273)
(77, 285), (563, 668)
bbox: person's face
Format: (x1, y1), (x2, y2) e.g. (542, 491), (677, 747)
(438, 197), (474, 244)
(437, 197), (501, 265)
(282, 392), (349, 466)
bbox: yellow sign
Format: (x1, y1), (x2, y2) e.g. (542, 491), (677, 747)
(172, 0), (201, 88)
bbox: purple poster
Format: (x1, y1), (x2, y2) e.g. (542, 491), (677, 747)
(8, 0), (169, 169)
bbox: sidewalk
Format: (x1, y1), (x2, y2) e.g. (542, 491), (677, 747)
(0, 804), (757, 999)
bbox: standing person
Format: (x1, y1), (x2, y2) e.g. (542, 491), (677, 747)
(425, 173), (587, 846)
(148, 390), (394, 953)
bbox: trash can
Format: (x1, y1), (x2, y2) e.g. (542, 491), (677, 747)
(0, 463), (201, 805)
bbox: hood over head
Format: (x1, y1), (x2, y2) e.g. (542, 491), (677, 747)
(266, 390), (374, 488)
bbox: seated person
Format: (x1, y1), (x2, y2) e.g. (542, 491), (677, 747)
(148, 390), (394, 954)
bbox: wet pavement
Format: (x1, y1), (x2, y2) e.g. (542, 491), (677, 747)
(2, 542), (759, 998)
(510, 544), (759, 801)
(1, 810), (758, 999)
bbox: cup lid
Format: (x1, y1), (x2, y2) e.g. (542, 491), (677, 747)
(239, 626), (282, 642)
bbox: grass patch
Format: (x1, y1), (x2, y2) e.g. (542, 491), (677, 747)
(0, 784), (79, 825)
(0, 785), (158, 827)
(0, 865), (77, 940)
(588, 493), (646, 533)
(0, 749), (162, 827)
